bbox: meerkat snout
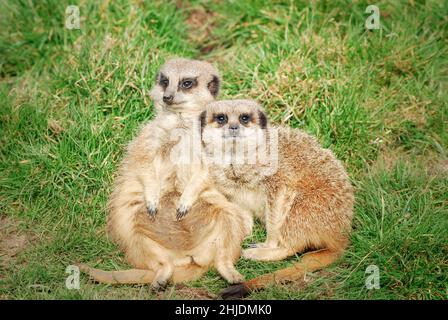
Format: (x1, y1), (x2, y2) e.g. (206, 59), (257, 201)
(228, 123), (240, 137)
(162, 94), (174, 105)
(149, 58), (220, 114)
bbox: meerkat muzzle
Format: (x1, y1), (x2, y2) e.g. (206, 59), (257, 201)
(229, 124), (240, 137)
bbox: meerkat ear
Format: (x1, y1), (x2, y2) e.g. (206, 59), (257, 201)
(258, 110), (267, 129)
(207, 75), (220, 97)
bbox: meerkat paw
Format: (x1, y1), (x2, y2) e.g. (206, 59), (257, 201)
(247, 242), (270, 249)
(243, 248), (276, 261)
(242, 248), (261, 260)
(223, 270), (245, 284)
(216, 264), (245, 284)
(150, 278), (168, 291)
(175, 203), (191, 221)
(150, 264), (173, 291)
(146, 201), (159, 220)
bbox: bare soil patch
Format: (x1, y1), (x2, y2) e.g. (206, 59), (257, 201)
(0, 216), (33, 273)
(184, 6), (219, 55)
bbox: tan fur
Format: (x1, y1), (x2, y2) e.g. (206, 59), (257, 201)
(200, 100), (354, 296)
(79, 59), (252, 288)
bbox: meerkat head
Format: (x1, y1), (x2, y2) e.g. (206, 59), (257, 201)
(149, 58), (220, 115)
(200, 99), (269, 165)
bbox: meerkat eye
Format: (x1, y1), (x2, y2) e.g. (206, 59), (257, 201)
(215, 114), (228, 125)
(239, 114), (251, 124)
(159, 75), (169, 87)
(181, 80), (193, 89)
(180, 78), (196, 90)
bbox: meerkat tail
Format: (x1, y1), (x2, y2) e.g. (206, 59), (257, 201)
(219, 248), (343, 299)
(77, 263), (207, 285)
(76, 263), (156, 284)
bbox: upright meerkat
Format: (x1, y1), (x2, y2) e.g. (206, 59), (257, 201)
(198, 100), (354, 298)
(78, 59), (252, 288)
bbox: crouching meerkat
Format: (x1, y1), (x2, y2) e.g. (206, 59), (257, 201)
(197, 100), (354, 298)
(78, 59), (253, 288)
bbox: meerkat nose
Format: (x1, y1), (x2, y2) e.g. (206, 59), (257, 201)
(229, 124), (239, 136)
(163, 95), (174, 104)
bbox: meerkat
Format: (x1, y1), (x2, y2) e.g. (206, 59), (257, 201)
(197, 100), (354, 298)
(78, 59), (253, 289)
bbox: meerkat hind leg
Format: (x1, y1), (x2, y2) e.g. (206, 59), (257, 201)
(250, 187), (297, 249)
(242, 246), (294, 262)
(150, 263), (174, 290)
(215, 259), (245, 284)
(200, 188), (254, 236)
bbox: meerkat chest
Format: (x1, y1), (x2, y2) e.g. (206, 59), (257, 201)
(169, 123), (203, 191)
(231, 187), (266, 219)
(211, 164), (267, 217)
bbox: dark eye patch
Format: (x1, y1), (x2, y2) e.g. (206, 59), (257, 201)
(179, 77), (198, 91)
(214, 113), (228, 125)
(207, 75), (220, 97)
(159, 73), (169, 88)
(258, 110), (267, 129)
(200, 111), (207, 129)
(239, 113), (252, 125)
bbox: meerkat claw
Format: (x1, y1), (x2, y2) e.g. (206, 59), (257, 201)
(176, 205), (190, 220)
(247, 242), (270, 249)
(147, 206), (158, 219)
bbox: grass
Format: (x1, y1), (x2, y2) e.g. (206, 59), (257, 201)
(0, 0), (447, 300)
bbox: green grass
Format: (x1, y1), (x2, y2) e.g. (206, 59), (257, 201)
(1, 0), (447, 300)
